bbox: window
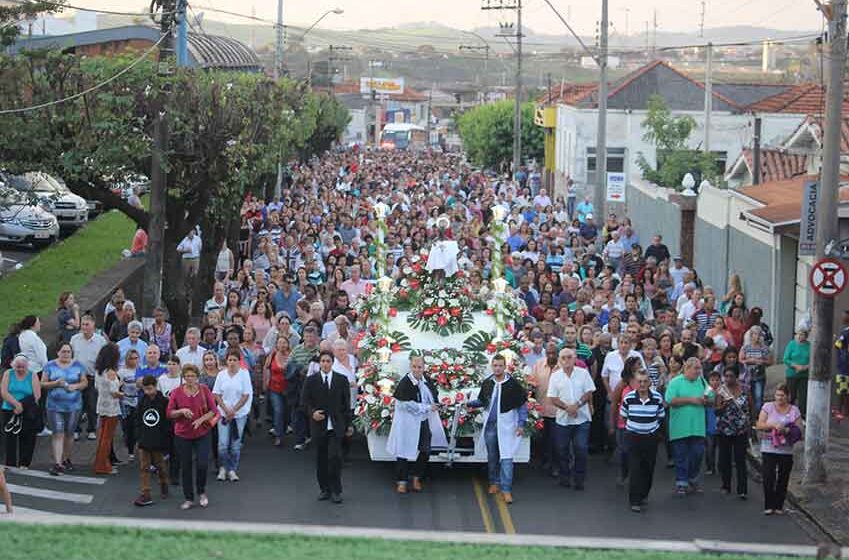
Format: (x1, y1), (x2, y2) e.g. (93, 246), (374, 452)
(586, 147), (626, 184)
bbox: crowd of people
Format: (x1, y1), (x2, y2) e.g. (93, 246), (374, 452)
(0, 148), (829, 516)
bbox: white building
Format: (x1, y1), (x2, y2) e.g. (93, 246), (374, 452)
(551, 61), (808, 197)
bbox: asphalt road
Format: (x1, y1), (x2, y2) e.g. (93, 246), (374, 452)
(0, 244), (38, 274)
(4, 430), (823, 545)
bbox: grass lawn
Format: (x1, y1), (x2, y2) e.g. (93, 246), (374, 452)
(0, 209), (135, 330)
(0, 523), (804, 560)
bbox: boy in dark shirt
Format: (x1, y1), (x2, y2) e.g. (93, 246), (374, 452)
(133, 375), (172, 506)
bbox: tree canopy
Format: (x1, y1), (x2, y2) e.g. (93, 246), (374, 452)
(636, 95), (720, 190)
(0, 48), (349, 328)
(457, 100), (544, 169)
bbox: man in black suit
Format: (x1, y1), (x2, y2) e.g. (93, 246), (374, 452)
(301, 350), (352, 504)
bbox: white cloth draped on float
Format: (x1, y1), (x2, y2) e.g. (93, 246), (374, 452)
(473, 377), (522, 460)
(386, 374), (448, 460)
(426, 240), (459, 277)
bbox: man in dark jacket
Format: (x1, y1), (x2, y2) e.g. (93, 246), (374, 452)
(301, 350), (352, 504)
(134, 375), (172, 506)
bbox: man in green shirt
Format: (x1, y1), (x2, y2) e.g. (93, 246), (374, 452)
(782, 328), (810, 416)
(665, 357), (708, 495)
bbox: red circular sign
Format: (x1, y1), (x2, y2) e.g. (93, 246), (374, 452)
(809, 258), (848, 298)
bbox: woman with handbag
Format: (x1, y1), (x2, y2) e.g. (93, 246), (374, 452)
(715, 364), (751, 499)
(756, 384), (803, 515)
(1, 355), (41, 468)
(167, 363), (219, 510)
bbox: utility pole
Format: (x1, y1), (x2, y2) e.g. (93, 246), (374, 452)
(805, 0), (847, 486)
(704, 42), (712, 153)
(699, 0), (705, 38)
(483, 0), (523, 177)
(651, 10), (657, 58)
(273, 0), (284, 80)
(426, 86), (433, 147)
(144, 0), (182, 314)
(327, 45), (351, 94)
(752, 116), (762, 185)
(595, 0), (609, 219)
(459, 44), (490, 103)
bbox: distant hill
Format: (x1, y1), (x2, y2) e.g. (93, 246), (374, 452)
(94, 16), (817, 54)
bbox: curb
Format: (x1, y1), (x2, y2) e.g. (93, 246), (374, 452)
(1, 512), (843, 558)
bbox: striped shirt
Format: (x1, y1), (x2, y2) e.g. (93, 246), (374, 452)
(692, 309), (721, 341)
(620, 389), (666, 435)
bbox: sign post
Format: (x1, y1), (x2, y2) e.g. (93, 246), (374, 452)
(606, 172), (626, 203)
(799, 180), (819, 256)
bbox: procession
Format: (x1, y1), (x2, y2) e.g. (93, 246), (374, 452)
(0, 148), (814, 525)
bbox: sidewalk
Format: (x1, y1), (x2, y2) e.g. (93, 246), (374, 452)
(753, 366), (849, 545)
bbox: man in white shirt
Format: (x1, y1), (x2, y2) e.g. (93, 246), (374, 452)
(547, 348), (596, 490)
(176, 227), (202, 279)
(339, 266), (368, 300)
(70, 315), (107, 440)
(669, 256), (690, 288)
(677, 288), (702, 326)
(600, 334), (645, 397)
(204, 282), (227, 317)
(175, 328), (204, 368)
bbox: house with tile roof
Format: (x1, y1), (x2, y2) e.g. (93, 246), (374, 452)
(550, 60), (809, 198)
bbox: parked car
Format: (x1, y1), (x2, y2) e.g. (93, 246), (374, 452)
(0, 189), (60, 248)
(11, 172), (89, 229)
(110, 173), (150, 199)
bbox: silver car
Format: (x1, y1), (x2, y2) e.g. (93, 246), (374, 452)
(14, 172), (89, 228)
(0, 189), (60, 248)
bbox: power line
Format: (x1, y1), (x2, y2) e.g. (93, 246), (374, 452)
(0, 32), (167, 115)
(4, 0), (176, 17)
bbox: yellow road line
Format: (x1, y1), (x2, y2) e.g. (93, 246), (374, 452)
(471, 477), (495, 534)
(494, 493), (516, 534)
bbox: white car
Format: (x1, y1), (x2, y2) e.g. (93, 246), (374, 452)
(0, 189), (60, 248)
(13, 172), (89, 228)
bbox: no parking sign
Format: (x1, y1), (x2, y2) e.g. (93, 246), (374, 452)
(809, 258), (848, 298)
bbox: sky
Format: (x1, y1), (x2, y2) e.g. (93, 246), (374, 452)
(80, 0), (822, 36)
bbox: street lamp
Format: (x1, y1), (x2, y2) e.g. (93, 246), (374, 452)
(300, 8), (344, 41)
(301, 8), (344, 85)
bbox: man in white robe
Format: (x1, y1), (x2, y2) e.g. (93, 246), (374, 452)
(386, 356), (447, 493)
(469, 354), (528, 504)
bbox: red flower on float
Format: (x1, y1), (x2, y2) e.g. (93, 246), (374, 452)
(449, 307), (461, 317)
(486, 343), (497, 353)
(521, 346), (531, 354)
(377, 338), (388, 348)
(388, 307), (398, 317)
(382, 395), (392, 405)
(437, 316), (448, 327)
(485, 309), (494, 316)
(391, 343), (401, 352)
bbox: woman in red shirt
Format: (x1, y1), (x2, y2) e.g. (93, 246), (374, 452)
(263, 336), (290, 447)
(167, 364), (219, 510)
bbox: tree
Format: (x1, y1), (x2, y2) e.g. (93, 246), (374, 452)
(636, 95), (720, 189)
(0, 50), (349, 331)
(457, 100), (543, 169)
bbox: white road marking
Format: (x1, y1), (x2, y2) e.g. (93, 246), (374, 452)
(8, 506), (55, 516)
(5, 467), (105, 486)
(6, 483), (93, 504)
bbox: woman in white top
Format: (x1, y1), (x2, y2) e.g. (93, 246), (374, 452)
(332, 339), (358, 462)
(215, 239), (235, 282)
(212, 349), (253, 482)
(17, 316), (47, 373)
(94, 343), (123, 475)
